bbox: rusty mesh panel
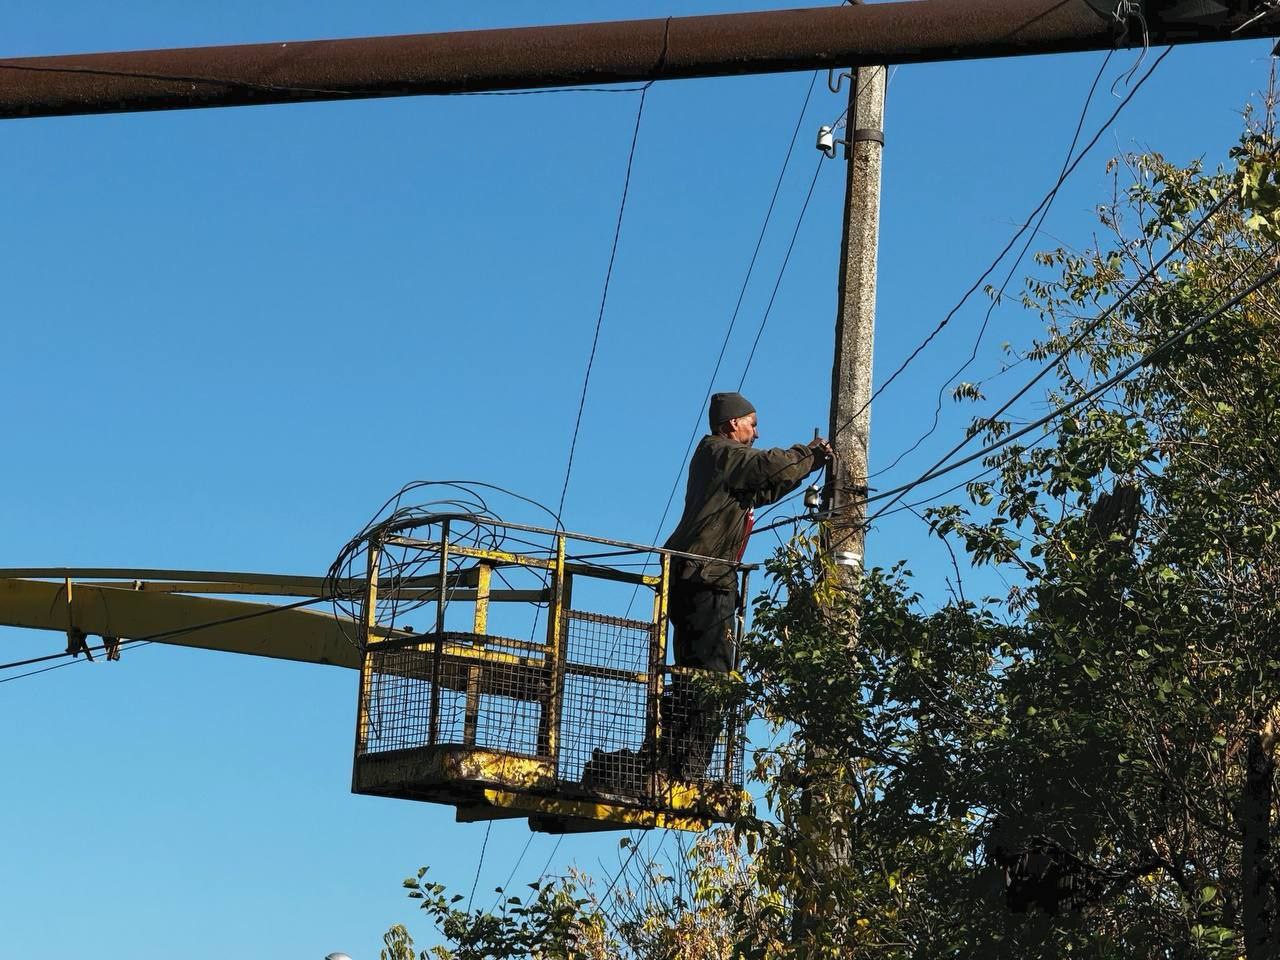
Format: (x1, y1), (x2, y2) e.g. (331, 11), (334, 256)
(359, 643), (462, 755)
(560, 611), (653, 791)
(358, 621), (747, 802)
(359, 637), (546, 758)
(470, 659), (545, 757)
(656, 666), (745, 787)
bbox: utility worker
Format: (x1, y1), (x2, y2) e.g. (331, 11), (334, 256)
(581, 391), (829, 793)
(659, 391), (831, 779)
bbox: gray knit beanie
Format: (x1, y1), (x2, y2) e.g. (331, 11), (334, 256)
(708, 391), (756, 430)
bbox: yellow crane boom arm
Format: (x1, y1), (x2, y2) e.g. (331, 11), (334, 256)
(0, 572), (360, 668)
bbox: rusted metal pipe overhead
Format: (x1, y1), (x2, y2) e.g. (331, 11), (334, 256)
(0, 0), (1272, 120)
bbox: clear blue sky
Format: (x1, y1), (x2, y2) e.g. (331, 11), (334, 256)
(0, 2), (1270, 957)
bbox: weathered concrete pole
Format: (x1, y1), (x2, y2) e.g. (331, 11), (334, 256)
(827, 63), (886, 583)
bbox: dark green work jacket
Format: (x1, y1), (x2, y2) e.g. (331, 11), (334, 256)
(663, 434), (818, 590)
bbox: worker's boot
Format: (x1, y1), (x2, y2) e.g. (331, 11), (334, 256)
(581, 748), (639, 794)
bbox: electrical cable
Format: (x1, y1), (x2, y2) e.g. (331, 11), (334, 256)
(441, 42), (662, 917)
(868, 187), (1238, 511)
(594, 833), (645, 935)
(752, 244), (1280, 535)
(325, 480), (561, 649)
(0, 594), (332, 684)
(688, 49), (1164, 541)
(872, 46), (1118, 477)
(488, 832), (536, 911)
(863, 247), (1280, 521)
(556, 82), (652, 521)
(0, 639), (150, 683)
(642, 71), (821, 562)
(0, 657), (101, 684)
(679, 47), (1176, 553)
(0, 638), (141, 672)
(750, 177), (1238, 534)
(829, 44), (1174, 451)
(535, 835), (565, 885)
(872, 463), (1002, 521)
(467, 821), (493, 912)
(737, 154), (827, 390)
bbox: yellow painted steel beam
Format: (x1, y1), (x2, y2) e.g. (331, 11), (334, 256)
(0, 566), (336, 584)
(0, 566), (515, 599)
(384, 539), (556, 571)
(0, 578), (359, 668)
(564, 562), (659, 587)
(480, 789), (712, 833)
(73, 581), (545, 603)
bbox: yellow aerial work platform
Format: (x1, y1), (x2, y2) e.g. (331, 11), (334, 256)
(346, 514), (752, 833)
(0, 514), (751, 833)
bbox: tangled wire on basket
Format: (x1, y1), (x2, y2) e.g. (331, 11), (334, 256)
(324, 481), (563, 651)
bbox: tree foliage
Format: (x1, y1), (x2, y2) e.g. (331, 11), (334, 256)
(383, 119), (1280, 959)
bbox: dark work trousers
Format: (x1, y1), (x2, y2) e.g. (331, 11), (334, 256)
(659, 578), (737, 779)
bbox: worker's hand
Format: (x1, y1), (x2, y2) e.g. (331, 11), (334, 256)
(808, 436), (833, 464)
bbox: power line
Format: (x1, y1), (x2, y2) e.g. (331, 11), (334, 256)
(751, 150), (1235, 535)
(0, 594), (333, 684)
(753, 241), (1280, 536)
(0, 648), (140, 684)
(536, 835), (565, 885)
(489, 83), (652, 906)
(872, 46), (1119, 478)
(737, 154), (827, 390)
(593, 833), (646, 945)
(467, 822), (493, 912)
(866, 187), (1238, 516)
(829, 44), (1174, 450)
(557, 83), (652, 520)
(644, 71), (821, 557)
(0, 637), (143, 672)
(641, 152), (828, 561)
(863, 248), (1280, 521)
(489, 832), (537, 910)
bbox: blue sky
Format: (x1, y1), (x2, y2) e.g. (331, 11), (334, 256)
(0, 2), (1271, 957)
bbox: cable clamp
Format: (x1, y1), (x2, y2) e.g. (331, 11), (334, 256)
(1110, 0), (1150, 47)
(65, 627), (93, 661)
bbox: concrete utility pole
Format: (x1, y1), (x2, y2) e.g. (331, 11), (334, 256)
(792, 60), (887, 945)
(827, 63), (886, 583)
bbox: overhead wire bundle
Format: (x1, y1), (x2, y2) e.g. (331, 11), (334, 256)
(324, 480), (562, 650)
(749, 149), (1273, 541)
(748, 44), (1180, 537)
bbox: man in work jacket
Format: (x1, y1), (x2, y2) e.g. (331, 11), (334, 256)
(658, 390), (832, 779)
(582, 392), (829, 794)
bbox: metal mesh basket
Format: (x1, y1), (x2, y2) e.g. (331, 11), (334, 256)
(359, 634), (548, 760)
(350, 517), (751, 828)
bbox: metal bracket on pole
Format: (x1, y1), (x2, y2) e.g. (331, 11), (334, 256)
(828, 68), (854, 93)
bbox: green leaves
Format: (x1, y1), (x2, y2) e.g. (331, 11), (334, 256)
(375, 129), (1280, 960)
